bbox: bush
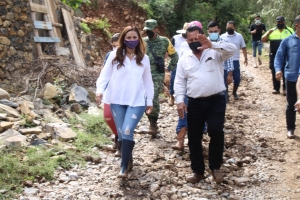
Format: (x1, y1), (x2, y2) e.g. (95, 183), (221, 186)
(91, 18), (112, 38)
(62, 0), (91, 10)
(80, 22), (91, 34)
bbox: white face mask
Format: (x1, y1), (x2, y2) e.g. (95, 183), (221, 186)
(113, 47), (117, 51)
(255, 20), (261, 25)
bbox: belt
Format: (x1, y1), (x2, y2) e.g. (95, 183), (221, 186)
(192, 91), (225, 100)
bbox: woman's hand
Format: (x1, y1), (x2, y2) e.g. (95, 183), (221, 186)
(146, 106), (153, 114)
(95, 93), (103, 104)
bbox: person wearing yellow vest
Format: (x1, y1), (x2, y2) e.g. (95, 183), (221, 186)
(262, 16), (294, 95)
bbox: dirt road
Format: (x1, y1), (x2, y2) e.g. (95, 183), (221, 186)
(21, 52), (300, 200)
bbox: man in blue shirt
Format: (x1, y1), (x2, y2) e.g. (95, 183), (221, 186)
(275, 15), (300, 139)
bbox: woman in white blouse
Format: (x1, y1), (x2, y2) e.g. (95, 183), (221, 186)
(96, 26), (154, 178)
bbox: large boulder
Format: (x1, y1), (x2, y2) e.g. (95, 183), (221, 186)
(45, 123), (77, 142)
(0, 103), (20, 117)
(0, 128), (22, 140)
(0, 88), (10, 100)
(43, 83), (63, 100)
(68, 85), (90, 107)
(5, 135), (27, 148)
(0, 99), (18, 108)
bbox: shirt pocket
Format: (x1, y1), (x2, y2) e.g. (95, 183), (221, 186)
(203, 57), (216, 72)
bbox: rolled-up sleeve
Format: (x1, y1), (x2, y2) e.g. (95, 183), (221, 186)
(211, 42), (237, 62)
(96, 52), (114, 94)
(143, 56), (154, 106)
(174, 58), (187, 104)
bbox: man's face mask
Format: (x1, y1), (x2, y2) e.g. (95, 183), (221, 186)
(277, 23), (285, 29)
(226, 28), (234, 35)
(146, 30), (155, 38)
(188, 41), (202, 52)
(255, 20), (261, 25)
(209, 33), (219, 41)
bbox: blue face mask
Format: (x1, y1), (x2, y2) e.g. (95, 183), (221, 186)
(209, 33), (219, 41)
(255, 20), (261, 25)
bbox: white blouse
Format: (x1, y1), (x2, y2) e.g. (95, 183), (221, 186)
(96, 50), (154, 106)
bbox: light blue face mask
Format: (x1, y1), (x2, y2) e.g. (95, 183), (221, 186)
(209, 33), (219, 41)
(255, 20), (261, 25)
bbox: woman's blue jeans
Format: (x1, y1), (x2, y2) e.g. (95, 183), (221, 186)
(251, 40), (262, 57)
(110, 104), (145, 141)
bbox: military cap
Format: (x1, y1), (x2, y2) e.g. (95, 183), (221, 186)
(143, 19), (157, 31)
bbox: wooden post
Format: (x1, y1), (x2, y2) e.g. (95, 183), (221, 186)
(44, 0), (64, 47)
(62, 8), (86, 68)
(29, 0), (43, 57)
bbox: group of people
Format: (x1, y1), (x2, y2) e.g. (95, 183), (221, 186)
(95, 15), (300, 182)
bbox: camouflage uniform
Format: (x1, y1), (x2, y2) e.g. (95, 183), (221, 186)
(143, 19), (178, 136)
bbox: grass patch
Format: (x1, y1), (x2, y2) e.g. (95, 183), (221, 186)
(0, 113), (111, 199)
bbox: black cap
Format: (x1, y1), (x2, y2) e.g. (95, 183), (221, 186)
(276, 16), (285, 21)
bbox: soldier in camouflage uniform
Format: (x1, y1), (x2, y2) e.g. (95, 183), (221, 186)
(143, 19), (179, 137)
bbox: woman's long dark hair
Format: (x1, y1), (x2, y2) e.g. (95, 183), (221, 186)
(112, 26), (146, 69)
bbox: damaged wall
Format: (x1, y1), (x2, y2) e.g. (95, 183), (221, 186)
(0, 0), (102, 91)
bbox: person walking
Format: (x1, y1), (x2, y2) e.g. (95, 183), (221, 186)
(168, 22), (189, 106)
(143, 19), (179, 138)
(96, 26), (154, 178)
(249, 14), (266, 68)
(220, 21), (248, 100)
(102, 33), (121, 156)
(174, 25), (236, 183)
(207, 21), (234, 103)
(172, 21), (204, 151)
(276, 15), (300, 139)
(262, 16), (294, 95)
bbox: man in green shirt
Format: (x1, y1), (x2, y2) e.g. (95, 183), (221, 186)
(143, 19), (179, 138)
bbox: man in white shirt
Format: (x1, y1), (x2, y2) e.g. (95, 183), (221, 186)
(220, 21), (248, 100)
(174, 25), (236, 183)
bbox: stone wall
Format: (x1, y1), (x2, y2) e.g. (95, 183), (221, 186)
(0, 0), (33, 86)
(0, 0), (101, 90)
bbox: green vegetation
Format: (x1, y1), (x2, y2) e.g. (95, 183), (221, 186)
(62, 0), (90, 10)
(0, 113), (110, 199)
(135, 0), (299, 45)
(80, 22), (91, 34)
(91, 18), (112, 38)
(68, 113), (111, 151)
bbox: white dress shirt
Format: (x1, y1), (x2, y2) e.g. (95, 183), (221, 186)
(174, 42), (237, 104)
(179, 41), (190, 58)
(172, 34), (186, 58)
(96, 50), (154, 106)
(220, 31), (245, 61)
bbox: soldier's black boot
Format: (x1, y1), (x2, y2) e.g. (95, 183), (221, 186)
(147, 117), (158, 138)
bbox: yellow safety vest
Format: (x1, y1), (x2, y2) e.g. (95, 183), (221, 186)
(263, 27), (294, 53)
